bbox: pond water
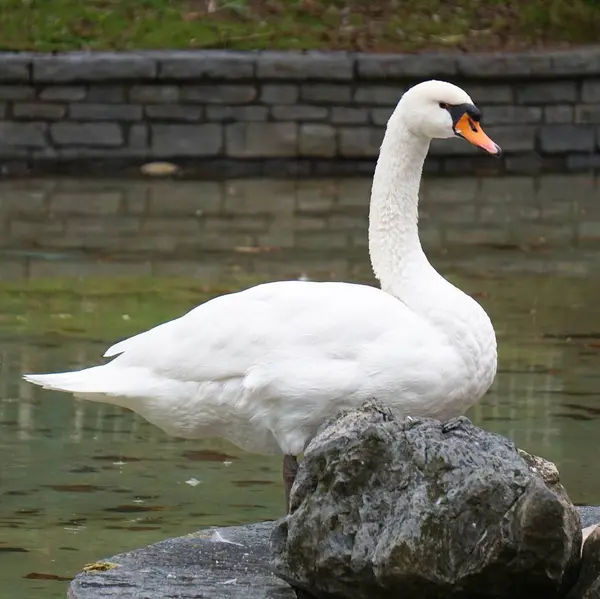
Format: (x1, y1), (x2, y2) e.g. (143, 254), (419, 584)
(1, 174), (600, 599)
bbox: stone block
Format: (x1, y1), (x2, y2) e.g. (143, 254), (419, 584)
(0, 54), (31, 81)
(551, 49), (600, 75)
(582, 79), (600, 103)
(207, 105), (268, 122)
(128, 124), (148, 151)
(159, 51), (255, 79)
(516, 82), (577, 104)
(544, 105), (574, 123)
(482, 106), (542, 125)
(457, 52), (553, 77)
(226, 122), (297, 158)
(69, 103), (142, 120)
(464, 84), (514, 104)
(370, 108), (393, 126)
(357, 53), (457, 78)
(271, 105), (328, 121)
(339, 127), (384, 157)
(51, 122), (123, 146)
(300, 84), (352, 103)
(257, 51), (353, 80)
(540, 125), (595, 152)
(0, 122), (47, 148)
(181, 84), (256, 104)
(485, 125), (537, 152)
(13, 102), (66, 119)
(85, 86), (126, 103)
(330, 107), (368, 124)
(39, 86), (86, 101)
(130, 85), (180, 103)
(260, 84), (298, 105)
(145, 105), (203, 121)
(575, 105), (600, 124)
(151, 124), (222, 156)
(299, 124), (336, 157)
(354, 86), (404, 106)
(33, 53), (156, 82)
(0, 85), (35, 100)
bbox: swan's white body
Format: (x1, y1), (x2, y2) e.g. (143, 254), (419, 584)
(24, 80), (498, 457)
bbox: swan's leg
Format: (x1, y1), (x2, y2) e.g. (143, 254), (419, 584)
(283, 454), (298, 513)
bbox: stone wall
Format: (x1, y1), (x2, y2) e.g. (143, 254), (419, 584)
(0, 49), (599, 177)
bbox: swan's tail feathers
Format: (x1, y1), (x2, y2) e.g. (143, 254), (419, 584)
(23, 365), (130, 404)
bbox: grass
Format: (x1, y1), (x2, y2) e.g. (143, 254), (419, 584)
(0, 0), (599, 53)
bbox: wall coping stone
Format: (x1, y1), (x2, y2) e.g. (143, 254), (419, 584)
(0, 47), (598, 83)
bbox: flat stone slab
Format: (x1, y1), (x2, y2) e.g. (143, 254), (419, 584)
(70, 507), (600, 599)
(68, 521), (294, 599)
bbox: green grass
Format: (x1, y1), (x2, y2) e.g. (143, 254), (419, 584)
(0, 0), (599, 53)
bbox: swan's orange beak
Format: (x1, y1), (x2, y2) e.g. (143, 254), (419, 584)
(454, 114), (501, 155)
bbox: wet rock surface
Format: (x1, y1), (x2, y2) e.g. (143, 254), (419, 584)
(68, 521), (295, 599)
(272, 403), (583, 599)
(567, 525), (600, 599)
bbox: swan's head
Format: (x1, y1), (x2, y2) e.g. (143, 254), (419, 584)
(398, 80), (501, 155)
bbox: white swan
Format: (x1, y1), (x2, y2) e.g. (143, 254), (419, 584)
(24, 80), (501, 510)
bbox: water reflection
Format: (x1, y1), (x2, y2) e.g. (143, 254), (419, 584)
(1, 173), (600, 599)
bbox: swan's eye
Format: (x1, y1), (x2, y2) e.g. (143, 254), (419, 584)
(439, 102), (449, 110)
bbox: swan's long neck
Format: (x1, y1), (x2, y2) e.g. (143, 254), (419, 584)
(368, 111), (497, 402)
(368, 115), (433, 295)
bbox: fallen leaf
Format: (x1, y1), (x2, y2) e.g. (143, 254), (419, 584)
(82, 562), (119, 573)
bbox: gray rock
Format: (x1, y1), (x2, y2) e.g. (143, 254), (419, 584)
(68, 522), (295, 599)
(300, 84), (352, 104)
(567, 526), (600, 599)
(260, 84), (299, 105)
(357, 53), (458, 79)
(330, 107), (369, 124)
(51, 122), (123, 147)
(0, 54), (32, 81)
(85, 86), (126, 103)
(582, 80), (600, 104)
(540, 125), (595, 152)
(159, 51), (256, 79)
(483, 106), (542, 125)
(354, 86), (405, 106)
(208, 105), (269, 122)
(299, 124), (336, 157)
(151, 124), (222, 157)
(272, 105), (328, 121)
(0, 85), (35, 100)
(181, 84), (257, 104)
(0, 122), (47, 148)
(272, 403), (582, 599)
(545, 105), (574, 124)
(69, 103), (143, 121)
(130, 84), (180, 103)
(33, 53), (156, 82)
(257, 51), (353, 81)
(339, 126), (384, 157)
(145, 105), (203, 121)
(516, 82), (577, 104)
(225, 122), (297, 157)
(39, 86), (87, 101)
(13, 102), (66, 120)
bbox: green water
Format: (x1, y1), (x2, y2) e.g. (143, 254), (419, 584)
(1, 175), (600, 598)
